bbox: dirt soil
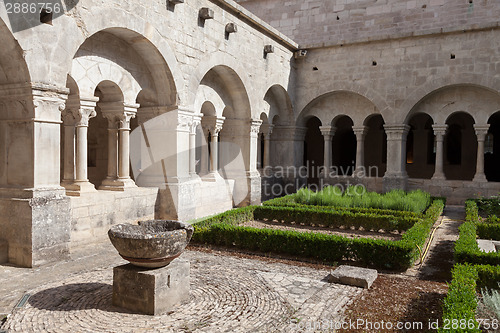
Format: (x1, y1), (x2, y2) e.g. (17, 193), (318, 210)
(193, 206), (465, 332)
(240, 219), (402, 241)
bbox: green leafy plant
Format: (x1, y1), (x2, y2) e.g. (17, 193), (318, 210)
(481, 286), (500, 320)
(276, 186), (431, 213)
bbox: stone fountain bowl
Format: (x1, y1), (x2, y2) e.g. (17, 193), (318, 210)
(108, 220), (194, 268)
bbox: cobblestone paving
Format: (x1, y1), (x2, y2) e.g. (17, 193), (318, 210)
(1, 247), (361, 333)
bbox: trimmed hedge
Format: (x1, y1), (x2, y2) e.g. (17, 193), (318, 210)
(440, 264), (500, 332)
(263, 197), (422, 219)
(253, 206), (419, 233)
(192, 199), (444, 270)
(439, 264), (480, 333)
(477, 223), (500, 241)
(455, 200), (500, 265)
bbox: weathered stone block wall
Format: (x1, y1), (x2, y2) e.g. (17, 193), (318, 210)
(293, 28), (500, 123)
(69, 188), (158, 247)
(236, 0), (500, 48)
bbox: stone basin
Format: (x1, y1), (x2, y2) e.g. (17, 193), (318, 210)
(108, 220), (194, 268)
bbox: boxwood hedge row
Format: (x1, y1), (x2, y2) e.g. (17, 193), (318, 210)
(440, 264), (500, 333)
(455, 200), (500, 265)
(191, 199), (444, 270)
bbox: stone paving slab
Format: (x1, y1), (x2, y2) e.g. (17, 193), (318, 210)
(0, 242), (361, 333)
(327, 265), (378, 289)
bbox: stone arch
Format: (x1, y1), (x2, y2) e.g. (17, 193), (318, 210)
(194, 85), (226, 118)
(444, 112), (476, 181)
(332, 115), (356, 176)
(21, 7), (183, 103)
(406, 113), (435, 179)
(303, 116), (323, 184)
(486, 111), (500, 181)
(263, 84), (294, 126)
(189, 52), (254, 116)
(363, 114), (387, 177)
(297, 91), (379, 128)
(296, 83), (389, 122)
(402, 75), (500, 124)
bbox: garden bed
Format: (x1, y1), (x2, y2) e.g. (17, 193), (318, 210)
(191, 192), (444, 271)
(239, 219), (403, 241)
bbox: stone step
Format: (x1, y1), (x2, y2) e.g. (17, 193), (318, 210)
(327, 265), (378, 289)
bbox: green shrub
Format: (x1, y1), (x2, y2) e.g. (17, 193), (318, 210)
(192, 199), (444, 270)
(475, 196), (500, 216)
(477, 223), (500, 241)
(254, 206), (419, 233)
(455, 200), (500, 265)
(275, 186), (431, 213)
(487, 215), (500, 224)
(439, 264), (480, 333)
(263, 198), (422, 218)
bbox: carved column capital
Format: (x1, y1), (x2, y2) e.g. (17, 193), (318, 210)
(75, 96), (99, 127)
(432, 124), (448, 139)
(319, 125), (336, 138)
(384, 124), (411, 141)
(474, 124), (490, 141)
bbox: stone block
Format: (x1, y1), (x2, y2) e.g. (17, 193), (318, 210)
(327, 265), (378, 289)
(112, 258), (190, 315)
(477, 239), (497, 253)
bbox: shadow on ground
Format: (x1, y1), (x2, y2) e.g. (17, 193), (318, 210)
(27, 283), (133, 314)
(399, 291), (445, 332)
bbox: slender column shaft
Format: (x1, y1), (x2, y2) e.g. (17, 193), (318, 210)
(200, 129), (209, 175)
(353, 127), (367, 173)
(473, 124), (490, 182)
(62, 124), (76, 183)
(431, 124), (447, 180)
(263, 134), (271, 168)
(118, 128), (130, 179)
(107, 127), (118, 180)
(209, 133), (218, 172)
(75, 125), (89, 181)
(189, 131), (196, 175)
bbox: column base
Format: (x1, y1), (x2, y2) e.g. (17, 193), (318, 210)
(65, 181), (97, 196)
(201, 171), (223, 182)
(382, 174), (408, 192)
(431, 174), (446, 181)
(99, 178), (137, 191)
(473, 174), (488, 183)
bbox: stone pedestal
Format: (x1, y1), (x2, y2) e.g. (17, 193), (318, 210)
(112, 258), (190, 315)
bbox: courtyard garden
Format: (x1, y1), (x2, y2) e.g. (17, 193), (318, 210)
(189, 188), (500, 332)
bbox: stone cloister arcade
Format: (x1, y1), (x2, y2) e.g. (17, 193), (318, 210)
(296, 85), (500, 198)
(1, 0), (500, 267)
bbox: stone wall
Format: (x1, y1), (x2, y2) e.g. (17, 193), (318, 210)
(69, 188), (158, 247)
(236, 0), (500, 48)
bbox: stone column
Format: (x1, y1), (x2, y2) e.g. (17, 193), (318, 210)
(353, 126), (368, 175)
(116, 104), (138, 188)
(202, 116), (224, 180)
(190, 116), (201, 178)
(67, 97), (98, 195)
(473, 124), (490, 182)
(99, 112), (119, 189)
(263, 125), (274, 169)
(431, 124), (447, 180)
(199, 126), (210, 176)
(250, 119), (263, 172)
(61, 108), (77, 188)
(383, 124), (411, 191)
(319, 126), (335, 177)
